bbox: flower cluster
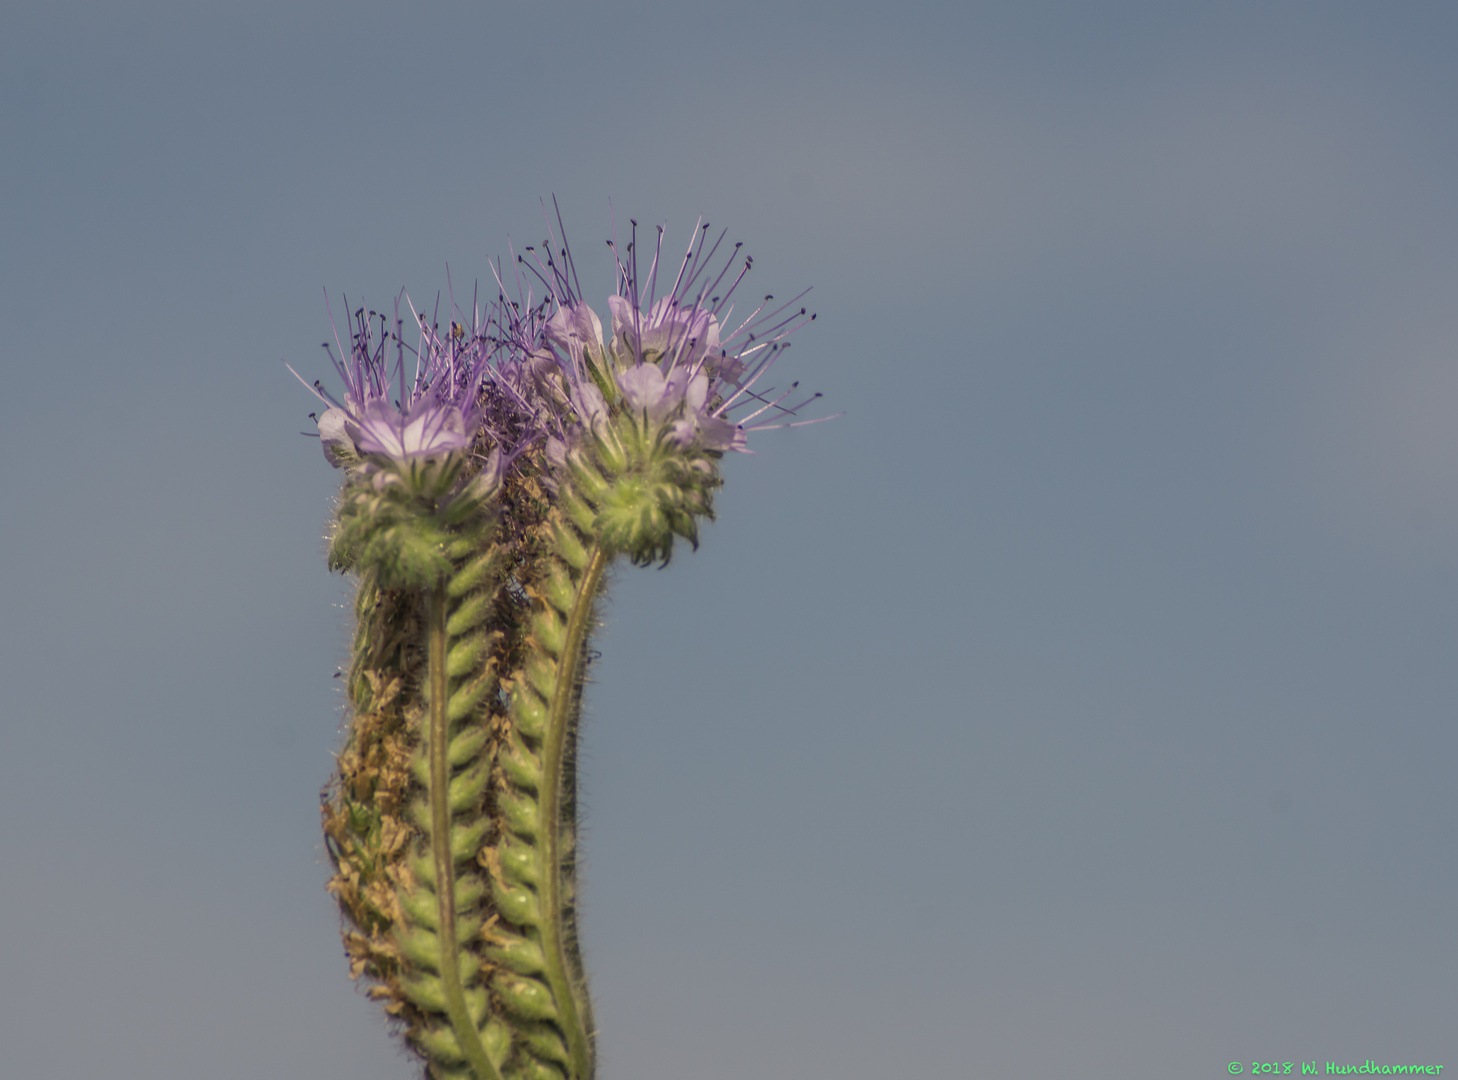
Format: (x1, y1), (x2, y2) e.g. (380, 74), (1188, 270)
(290, 297), (497, 468)
(517, 212), (824, 463)
(305, 206), (830, 1080)
(296, 206), (830, 560)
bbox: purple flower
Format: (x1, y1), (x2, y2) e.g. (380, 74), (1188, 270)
(615, 362), (680, 425)
(297, 203), (833, 480)
(545, 301), (606, 368)
(607, 295), (721, 371)
(346, 395), (472, 459)
(511, 204), (829, 454)
(295, 294), (533, 467)
(615, 363), (745, 452)
(315, 405), (356, 467)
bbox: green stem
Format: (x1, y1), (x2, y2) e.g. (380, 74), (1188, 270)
(428, 579), (501, 1080)
(540, 545), (608, 1080)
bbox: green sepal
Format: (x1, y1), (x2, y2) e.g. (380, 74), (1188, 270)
(582, 350), (617, 406)
(447, 761), (491, 813)
(565, 457), (609, 505)
(450, 817), (491, 863)
(559, 489), (597, 537)
(395, 925), (443, 972)
(540, 563), (577, 615)
(415, 1022), (468, 1066)
(446, 591), (492, 636)
(409, 980), (488, 1026)
(446, 634), (488, 679)
(525, 655), (556, 701)
(447, 725), (490, 767)
(445, 535), (478, 560)
(496, 839), (538, 885)
(514, 1021), (571, 1066)
(401, 972), (449, 1012)
(511, 687), (548, 738)
(396, 924), (484, 978)
(405, 979), (489, 1026)
(491, 972), (558, 1021)
(532, 610), (566, 656)
(397, 875), (486, 932)
(481, 1017), (513, 1068)
(452, 873), (486, 911)
(498, 789), (540, 838)
(395, 924), (441, 972)
(483, 933), (547, 975)
(491, 879), (541, 925)
(449, 547), (507, 597)
(448, 677), (493, 723)
(499, 738), (543, 791)
(590, 425), (627, 476)
(513, 1057), (567, 1080)
(551, 520), (590, 570)
(438, 489), (492, 528)
(464, 985), (491, 1026)
(412, 751), (432, 789)
(399, 887), (441, 932)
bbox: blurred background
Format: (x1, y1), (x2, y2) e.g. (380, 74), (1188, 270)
(2, 2), (1455, 1077)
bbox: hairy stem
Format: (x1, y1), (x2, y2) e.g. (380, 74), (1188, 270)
(540, 544), (608, 1080)
(429, 578), (501, 1080)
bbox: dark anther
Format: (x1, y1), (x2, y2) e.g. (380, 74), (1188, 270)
(765, 294), (773, 300)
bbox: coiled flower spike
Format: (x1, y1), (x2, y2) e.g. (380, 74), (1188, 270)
(304, 205), (830, 1080)
(509, 206), (831, 562)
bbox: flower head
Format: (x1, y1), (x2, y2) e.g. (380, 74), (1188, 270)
(509, 203), (828, 459)
(295, 203), (834, 563)
(481, 202), (834, 563)
(293, 294), (523, 468)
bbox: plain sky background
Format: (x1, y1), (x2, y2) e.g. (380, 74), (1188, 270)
(3, 2), (1456, 1077)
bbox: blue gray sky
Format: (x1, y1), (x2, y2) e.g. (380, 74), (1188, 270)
(3, 2), (1456, 1077)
